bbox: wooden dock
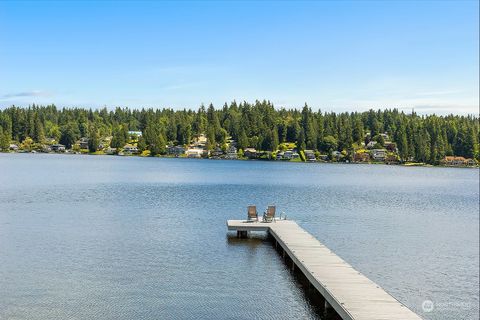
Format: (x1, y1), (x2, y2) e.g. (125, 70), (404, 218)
(227, 219), (422, 320)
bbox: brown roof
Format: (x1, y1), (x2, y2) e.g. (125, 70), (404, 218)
(444, 156), (467, 161)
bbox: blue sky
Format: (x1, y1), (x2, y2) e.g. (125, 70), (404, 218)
(0, 1), (478, 114)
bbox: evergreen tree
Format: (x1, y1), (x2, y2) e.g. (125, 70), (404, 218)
(111, 125), (127, 148)
(33, 114), (45, 143)
(0, 127), (10, 150)
(88, 126), (99, 152)
(59, 122), (79, 149)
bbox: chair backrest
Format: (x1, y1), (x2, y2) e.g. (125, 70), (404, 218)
(247, 205), (257, 218)
(266, 205), (276, 218)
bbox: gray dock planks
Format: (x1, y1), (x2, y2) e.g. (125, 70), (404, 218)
(227, 219), (422, 320)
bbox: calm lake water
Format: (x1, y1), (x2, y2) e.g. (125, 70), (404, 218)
(0, 153), (478, 320)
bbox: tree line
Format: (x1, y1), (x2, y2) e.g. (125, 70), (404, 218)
(0, 101), (478, 163)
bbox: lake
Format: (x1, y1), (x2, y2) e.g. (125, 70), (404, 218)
(0, 153), (478, 319)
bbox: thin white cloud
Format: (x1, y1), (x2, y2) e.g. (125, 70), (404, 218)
(0, 90), (51, 101)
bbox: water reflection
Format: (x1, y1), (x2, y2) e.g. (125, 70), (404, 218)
(227, 232), (344, 320)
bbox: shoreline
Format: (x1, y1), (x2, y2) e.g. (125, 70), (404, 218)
(1, 151), (478, 169)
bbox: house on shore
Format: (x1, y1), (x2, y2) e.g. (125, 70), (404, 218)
(186, 148), (205, 158)
(79, 137), (89, 149)
(304, 150), (316, 162)
(128, 131), (142, 137)
(225, 145), (238, 159)
(104, 147), (116, 155)
(210, 147), (224, 159)
(51, 144), (66, 152)
(371, 149), (387, 161)
(9, 144), (18, 151)
(441, 156), (476, 167)
(244, 148), (257, 159)
(167, 145), (185, 157)
(122, 144), (139, 154)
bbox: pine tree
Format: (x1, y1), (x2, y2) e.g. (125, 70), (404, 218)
(88, 126), (99, 152)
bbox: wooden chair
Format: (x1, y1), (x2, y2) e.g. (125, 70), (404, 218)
(247, 205), (258, 222)
(263, 205), (276, 222)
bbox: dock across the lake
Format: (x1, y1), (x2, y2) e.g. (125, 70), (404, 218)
(227, 219), (422, 320)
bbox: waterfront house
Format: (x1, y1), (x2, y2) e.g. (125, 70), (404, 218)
(104, 147), (116, 155)
(276, 151), (284, 160)
(9, 144), (18, 151)
(128, 131), (142, 137)
(318, 154), (328, 161)
(244, 148), (257, 158)
(193, 134), (207, 145)
(225, 145), (238, 159)
(465, 158), (476, 166)
(354, 152), (370, 162)
(51, 144), (66, 152)
(167, 145), (186, 156)
(304, 150), (316, 162)
(79, 137), (89, 149)
(371, 149), (387, 161)
(186, 148), (204, 158)
(441, 156), (475, 167)
(442, 156), (465, 166)
(210, 147), (224, 159)
(122, 144), (139, 154)
(284, 150), (294, 160)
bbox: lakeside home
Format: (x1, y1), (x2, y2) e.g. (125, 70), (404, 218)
(372, 149), (387, 161)
(225, 145), (238, 159)
(122, 144), (139, 154)
(442, 156), (476, 167)
(51, 144), (66, 152)
(304, 150), (316, 162)
(186, 148), (204, 158)
(128, 131), (142, 137)
(79, 137), (89, 150)
(243, 148), (257, 159)
(167, 145), (186, 156)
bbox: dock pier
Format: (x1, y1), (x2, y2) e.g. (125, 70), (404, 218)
(227, 219), (422, 320)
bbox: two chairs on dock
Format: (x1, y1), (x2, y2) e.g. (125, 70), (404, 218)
(247, 205), (284, 222)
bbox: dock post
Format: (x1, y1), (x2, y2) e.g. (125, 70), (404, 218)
(237, 230), (248, 238)
(324, 300), (332, 310)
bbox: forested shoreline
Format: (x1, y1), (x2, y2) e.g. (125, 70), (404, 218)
(0, 101), (478, 165)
